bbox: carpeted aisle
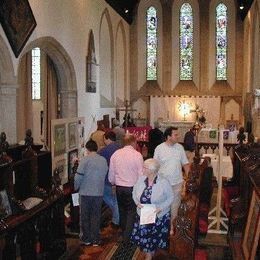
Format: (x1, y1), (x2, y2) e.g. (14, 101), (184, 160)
(98, 241), (143, 260)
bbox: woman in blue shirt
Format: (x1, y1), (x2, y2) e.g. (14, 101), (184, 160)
(131, 158), (174, 260)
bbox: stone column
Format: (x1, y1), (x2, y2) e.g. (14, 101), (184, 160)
(0, 84), (18, 144)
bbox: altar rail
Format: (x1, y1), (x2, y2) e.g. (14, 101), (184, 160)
(137, 141), (237, 158)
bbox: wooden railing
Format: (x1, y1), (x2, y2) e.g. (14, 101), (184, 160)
(137, 140), (237, 157)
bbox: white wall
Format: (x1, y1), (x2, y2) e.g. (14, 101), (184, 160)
(0, 0), (130, 142)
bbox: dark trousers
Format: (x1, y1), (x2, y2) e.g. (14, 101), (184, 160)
(116, 186), (136, 241)
(79, 195), (103, 243)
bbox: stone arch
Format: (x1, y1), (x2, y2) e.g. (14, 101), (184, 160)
(136, 0), (163, 91)
(86, 30), (97, 93)
(172, 0), (200, 90)
(209, 0), (236, 90)
(221, 97), (242, 125)
(99, 8), (114, 107)
(0, 37), (15, 83)
(21, 36), (78, 118)
(115, 20), (127, 106)
(0, 35), (17, 143)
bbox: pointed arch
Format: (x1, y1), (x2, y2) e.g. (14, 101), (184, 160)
(115, 20), (127, 106)
(17, 37), (77, 144)
(99, 8), (114, 107)
(137, 0), (163, 90)
(0, 35), (17, 143)
(86, 30), (97, 93)
(209, 0), (236, 89)
(0, 36), (15, 83)
(146, 6), (158, 81)
(216, 3), (228, 80)
(172, 0), (200, 89)
(179, 3), (194, 80)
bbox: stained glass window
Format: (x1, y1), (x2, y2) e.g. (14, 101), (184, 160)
(216, 3), (227, 80)
(32, 47), (41, 100)
(180, 3), (193, 80)
(146, 6), (157, 80)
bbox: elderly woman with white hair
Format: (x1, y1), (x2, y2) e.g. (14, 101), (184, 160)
(131, 158), (174, 260)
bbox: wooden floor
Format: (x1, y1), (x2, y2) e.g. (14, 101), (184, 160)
(62, 223), (171, 260)
(61, 184), (242, 260)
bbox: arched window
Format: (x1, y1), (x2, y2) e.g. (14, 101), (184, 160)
(180, 3), (193, 80)
(32, 47), (41, 100)
(146, 6), (158, 81)
(216, 3), (227, 80)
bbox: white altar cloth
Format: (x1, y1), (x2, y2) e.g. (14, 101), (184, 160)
(202, 154), (233, 181)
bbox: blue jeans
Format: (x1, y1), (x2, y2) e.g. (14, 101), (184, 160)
(79, 195), (103, 243)
(103, 184), (120, 225)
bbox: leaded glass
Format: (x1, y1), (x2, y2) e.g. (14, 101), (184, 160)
(146, 6), (157, 80)
(180, 3), (193, 80)
(216, 3), (227, 80)
(32, 47), (41, 100)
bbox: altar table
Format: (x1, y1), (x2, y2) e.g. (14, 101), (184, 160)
(202, 154), (233, 181)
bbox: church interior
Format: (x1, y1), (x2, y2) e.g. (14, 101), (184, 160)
(0, 0), (260, 259)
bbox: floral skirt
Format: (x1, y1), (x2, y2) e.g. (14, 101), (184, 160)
(131, 212), (170, 253)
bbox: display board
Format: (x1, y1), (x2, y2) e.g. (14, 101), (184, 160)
(51, 117), (85, 185)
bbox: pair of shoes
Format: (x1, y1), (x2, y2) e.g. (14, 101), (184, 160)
(80, 240), (92, 246)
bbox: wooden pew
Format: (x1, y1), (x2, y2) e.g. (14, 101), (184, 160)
(0, 145), (66, 259)
(227, 143), (260, 236)
(169, 158), (213, 260)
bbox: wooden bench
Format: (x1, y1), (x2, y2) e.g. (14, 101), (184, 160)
(0, 145), (66, 259)
(169, 158), (213, 260)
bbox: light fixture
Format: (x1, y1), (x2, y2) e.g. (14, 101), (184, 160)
(178, 100), (191, 121)
(124, 9), (129, 13)
(240, 5), (244, 10)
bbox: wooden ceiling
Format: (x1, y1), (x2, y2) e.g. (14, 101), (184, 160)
(105, 0), (254, 24)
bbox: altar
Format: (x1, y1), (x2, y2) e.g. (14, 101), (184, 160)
(159, 121), (194, 141)
(150, 95), (221, 128)
(202, 154), (233, 182)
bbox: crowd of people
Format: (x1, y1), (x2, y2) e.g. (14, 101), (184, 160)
(74, 121), (191, 259)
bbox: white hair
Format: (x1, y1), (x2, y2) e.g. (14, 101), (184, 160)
(113, 119), (120, 126)
(144, 158), (160, 174)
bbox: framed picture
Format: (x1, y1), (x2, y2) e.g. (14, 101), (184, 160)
(68, 149), (78, 180)
(55, 159), (67, 185)
(68, 122), (77, 150)
(223, 130), (229, 140)
(209, 130), (217, 139)
(0, 0), (37, 58)
(0, 189), (12, 218)
(242, 190), (260, 260)
(54, 124), (66, 157)
(226, 120), (238, 132)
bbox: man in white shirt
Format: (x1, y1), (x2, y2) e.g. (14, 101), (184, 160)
(154, 126), (190, 234)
